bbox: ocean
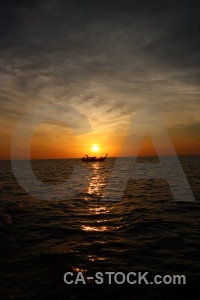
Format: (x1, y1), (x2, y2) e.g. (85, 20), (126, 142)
(0, 156), (200, 300)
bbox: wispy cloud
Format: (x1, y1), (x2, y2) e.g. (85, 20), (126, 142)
(0, 0), (200, 157)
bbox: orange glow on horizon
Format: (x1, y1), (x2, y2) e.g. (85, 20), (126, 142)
(1, 124), (200, 160)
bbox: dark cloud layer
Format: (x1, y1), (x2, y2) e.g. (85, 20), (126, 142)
(0, 0), (200, 156)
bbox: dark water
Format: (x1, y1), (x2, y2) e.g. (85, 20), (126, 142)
(0, 156), (200, 300)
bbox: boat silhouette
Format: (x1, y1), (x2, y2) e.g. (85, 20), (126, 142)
(82, 154), (108, 162)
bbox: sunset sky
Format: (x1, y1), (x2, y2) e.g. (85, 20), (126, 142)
(0, 0), (200, 159)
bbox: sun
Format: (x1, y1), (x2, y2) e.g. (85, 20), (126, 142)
(92, 144), (99, 152)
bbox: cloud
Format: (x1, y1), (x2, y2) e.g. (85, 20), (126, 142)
(0, 0), (200, 157)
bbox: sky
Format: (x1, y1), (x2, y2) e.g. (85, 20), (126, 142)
(0, 0), (200, 159)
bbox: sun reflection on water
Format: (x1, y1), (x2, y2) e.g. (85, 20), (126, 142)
(72, 267), (87, 273)
(82, 225), (108, 232)
(81, 162), (118, 233)
(87, 255), (107, 261)
(84, 162), (107, 198)
(89, 206), (110, 214)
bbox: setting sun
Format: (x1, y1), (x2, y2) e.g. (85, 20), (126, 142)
(92, 144), (99, 152)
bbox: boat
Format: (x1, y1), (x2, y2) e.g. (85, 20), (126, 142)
(82, 154), (108, 162)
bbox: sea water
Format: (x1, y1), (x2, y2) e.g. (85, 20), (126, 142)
(0, 156), (200, 299)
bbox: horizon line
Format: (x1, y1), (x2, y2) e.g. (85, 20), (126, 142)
(1, 153), (200, 161)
